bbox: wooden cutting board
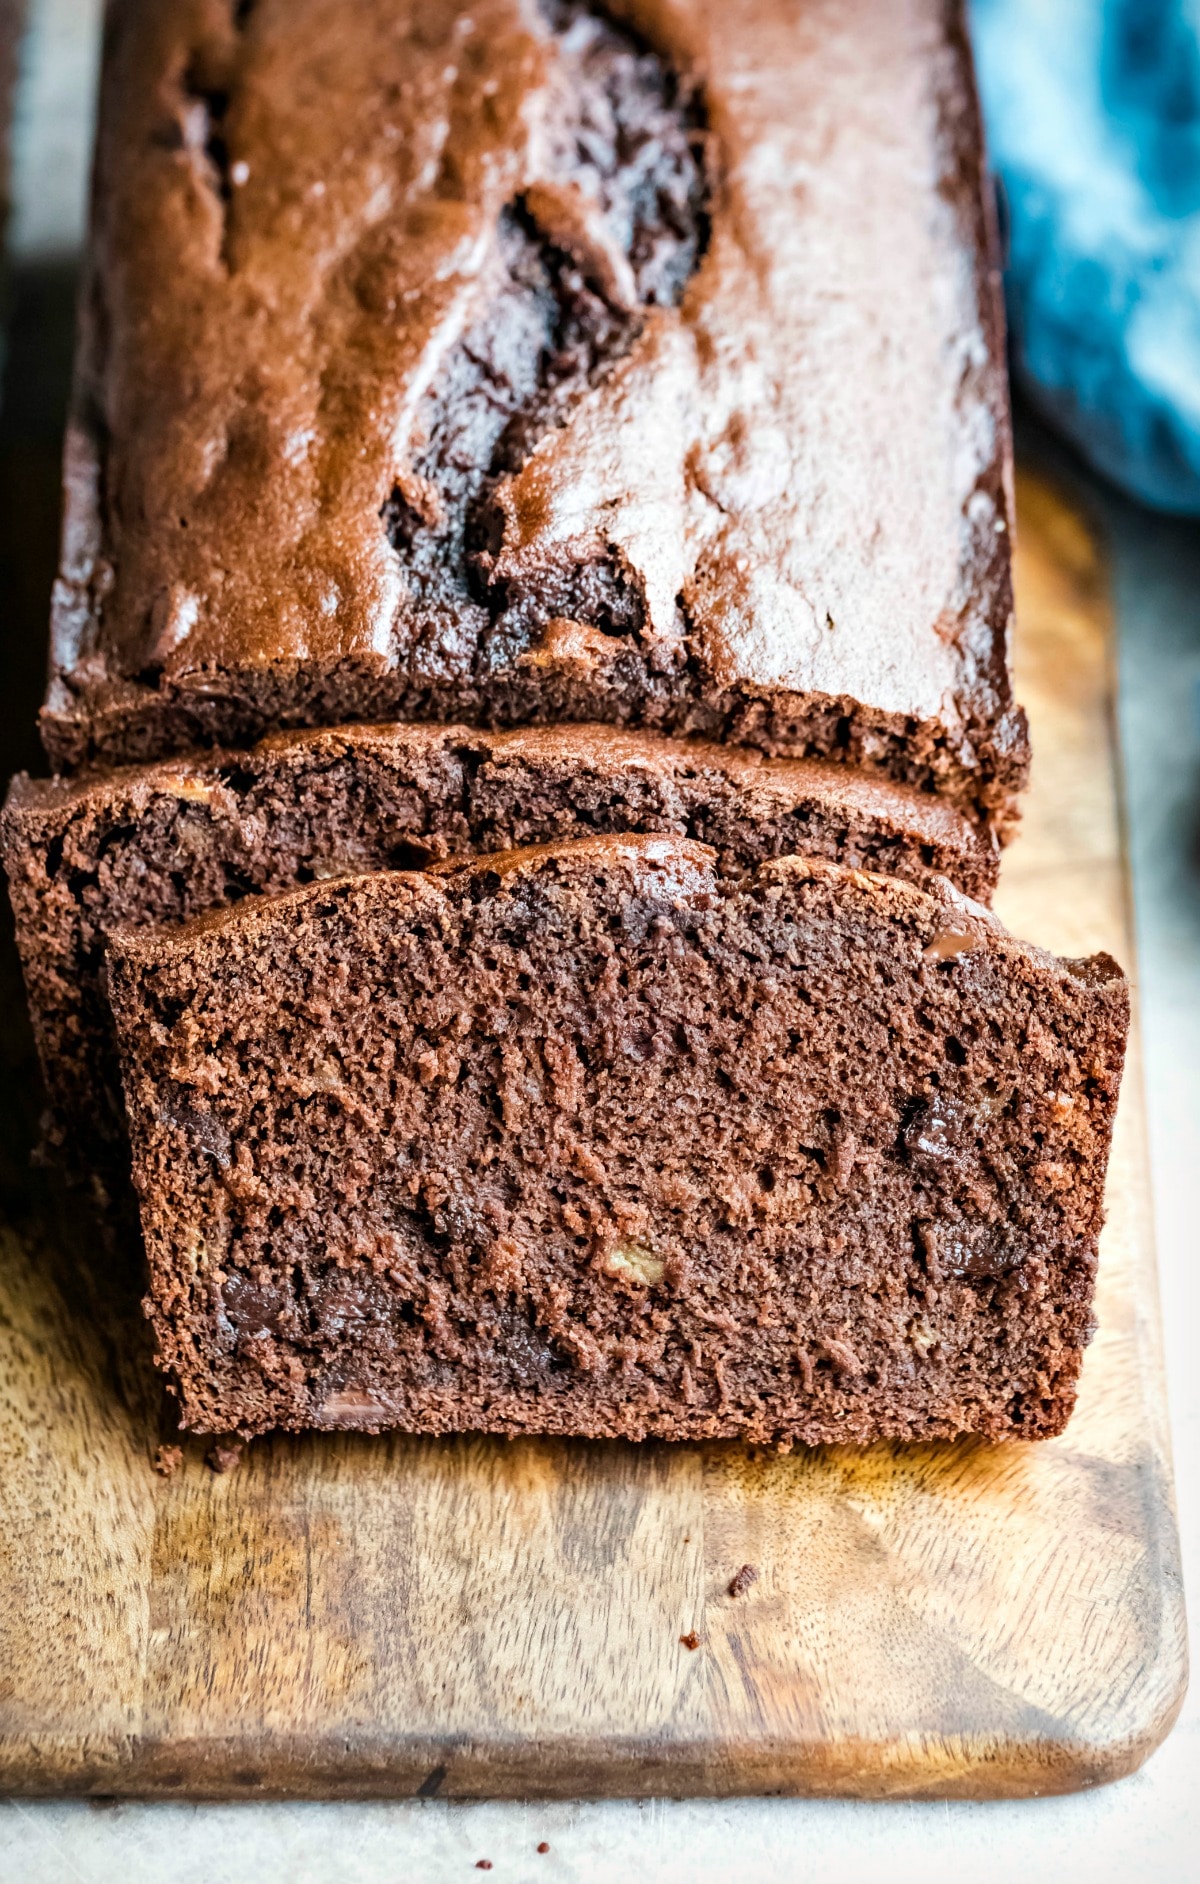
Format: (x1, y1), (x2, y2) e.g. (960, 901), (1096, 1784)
(0, 468), (1186, 1801)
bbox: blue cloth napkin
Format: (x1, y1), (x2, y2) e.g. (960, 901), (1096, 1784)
(971, 0), (1200, 513)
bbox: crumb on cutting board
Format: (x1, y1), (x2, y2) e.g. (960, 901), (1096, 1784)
(207, 1438), (244, 1474)
(728, 1563), (759, 1598)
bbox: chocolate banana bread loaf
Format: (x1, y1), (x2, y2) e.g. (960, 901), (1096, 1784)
(106, 836), (1128, 1444)
(3, 723), (994, 1163)
(43, 0), (1026, 839)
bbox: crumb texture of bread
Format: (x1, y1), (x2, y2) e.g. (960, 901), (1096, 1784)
(1, 723), (996, 1163)
(107, 837), (1128, 1446)
(42, 0), (1025, 833)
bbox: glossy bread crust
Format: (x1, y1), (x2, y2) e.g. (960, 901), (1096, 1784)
(44, 0), (1026, 832)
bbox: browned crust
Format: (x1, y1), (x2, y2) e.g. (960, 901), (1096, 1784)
(39, 0), (1026, 834)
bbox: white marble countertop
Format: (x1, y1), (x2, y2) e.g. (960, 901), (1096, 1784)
(1, 2), (1196, 1876)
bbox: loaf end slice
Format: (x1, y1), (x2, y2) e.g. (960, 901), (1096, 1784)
(107, 836), (1128, 1445)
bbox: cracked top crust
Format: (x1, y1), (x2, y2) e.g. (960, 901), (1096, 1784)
(44, 0), (1026, 832)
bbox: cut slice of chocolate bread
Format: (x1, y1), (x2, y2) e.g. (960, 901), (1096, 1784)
(43, 0), (1025, 838)
(2, 722), (995, 1164)
(106, 836), (1128, 1445)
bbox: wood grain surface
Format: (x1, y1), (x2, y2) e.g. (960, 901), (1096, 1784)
(0, 469), (1187, 1800)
